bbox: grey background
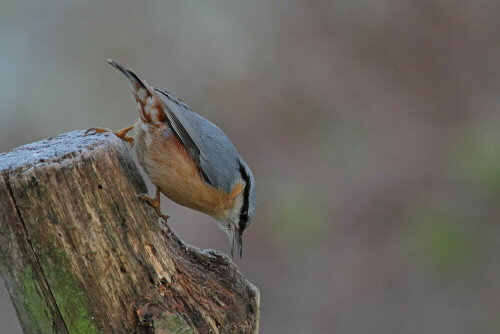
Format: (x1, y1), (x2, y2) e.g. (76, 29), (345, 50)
(1, 1), (500, 333)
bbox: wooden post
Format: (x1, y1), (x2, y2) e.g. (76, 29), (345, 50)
(0, 130), (259, 334)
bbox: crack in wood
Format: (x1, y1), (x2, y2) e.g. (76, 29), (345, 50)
(4, 172), (70, 333)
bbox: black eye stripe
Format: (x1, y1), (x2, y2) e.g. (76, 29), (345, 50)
(238, 161), (250, 231)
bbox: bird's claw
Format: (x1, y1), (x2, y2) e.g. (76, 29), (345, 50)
(85, 126), (135, 149)
(85, 127), (110, 136)
(121, 136), (135, 149)
(138, 193), (170, 220)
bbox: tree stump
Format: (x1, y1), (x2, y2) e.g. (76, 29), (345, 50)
(0, 130), (259, 334)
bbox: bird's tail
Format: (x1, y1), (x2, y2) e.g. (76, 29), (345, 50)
(107, 59), (166, 123)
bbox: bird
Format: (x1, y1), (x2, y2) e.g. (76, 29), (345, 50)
(86, 59), (256, 258)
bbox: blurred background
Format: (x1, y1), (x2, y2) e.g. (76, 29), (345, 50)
(1, 0), (500, 333)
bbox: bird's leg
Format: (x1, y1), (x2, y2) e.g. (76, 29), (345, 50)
(139, 186), (170, 220)
(85, 125), (135, 148)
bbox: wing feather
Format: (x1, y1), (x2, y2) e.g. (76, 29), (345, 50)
(154, 88), (216, 186)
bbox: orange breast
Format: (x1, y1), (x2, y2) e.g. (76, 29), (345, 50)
(134, 121), (243, 219)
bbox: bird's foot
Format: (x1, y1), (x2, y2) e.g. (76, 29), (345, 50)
(85, 125), (135, 148)
(138, 187), (169, 220)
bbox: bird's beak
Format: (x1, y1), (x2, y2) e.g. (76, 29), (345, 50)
(230, 228), (235, 258)
(238, 229), (243, 259)
(229, 227), (243, 259)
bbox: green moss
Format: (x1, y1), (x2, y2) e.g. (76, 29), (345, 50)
(40, 247), (100, 333)
(18, 265), (55, 333)
(154, 314), (194, 333)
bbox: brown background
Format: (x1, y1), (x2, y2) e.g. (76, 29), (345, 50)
(1, 1), (500, 333)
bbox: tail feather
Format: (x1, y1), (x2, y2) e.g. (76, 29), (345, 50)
(107, 59), (166, 123)
(107, 59), (139, 83)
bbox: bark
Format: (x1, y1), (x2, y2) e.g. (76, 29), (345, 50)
(0, 130), (259, 334)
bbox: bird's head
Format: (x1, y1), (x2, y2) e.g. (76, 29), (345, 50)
(215, 160), (256, 259)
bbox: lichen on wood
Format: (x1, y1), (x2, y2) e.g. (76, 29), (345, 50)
(0, 130), (259, 333)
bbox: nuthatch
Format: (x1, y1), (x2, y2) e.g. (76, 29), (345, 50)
(86, 59), (256, 258)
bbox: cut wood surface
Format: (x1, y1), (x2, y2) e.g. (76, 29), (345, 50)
(0, 130), (259, 334)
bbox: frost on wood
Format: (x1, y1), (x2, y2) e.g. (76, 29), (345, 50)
(0, 130), (259, 334)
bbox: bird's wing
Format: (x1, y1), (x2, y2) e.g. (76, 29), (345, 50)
(153, 88), (217, 187)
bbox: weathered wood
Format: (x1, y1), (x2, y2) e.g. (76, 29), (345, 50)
(0, 130), (259, 334)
